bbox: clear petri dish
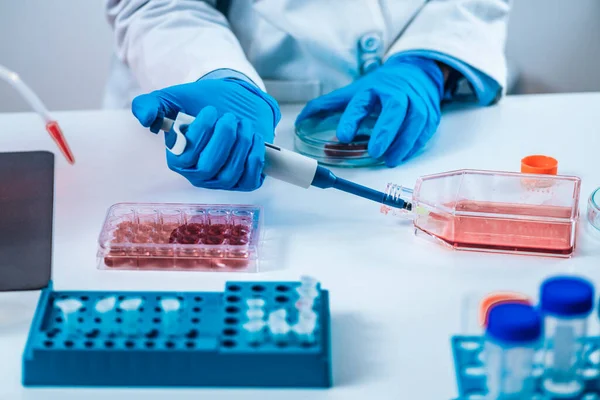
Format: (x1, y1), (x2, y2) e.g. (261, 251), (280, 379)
(294, 112), (383, 167)
(588, 187), (600, 233)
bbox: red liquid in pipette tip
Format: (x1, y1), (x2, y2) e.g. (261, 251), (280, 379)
(45, 121), (75, 164)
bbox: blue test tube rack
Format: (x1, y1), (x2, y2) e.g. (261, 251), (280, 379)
(23, 281), (332, 388)
(451, 335), (600, 399)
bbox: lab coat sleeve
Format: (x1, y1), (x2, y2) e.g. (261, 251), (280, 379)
(105, 0), (266, 92)
(385, 0), (510, 105)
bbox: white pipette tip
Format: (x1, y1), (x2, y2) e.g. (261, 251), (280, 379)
(160, 298), (181, 312)
(95, 296), (117, 314)
(55, 298), (83, 314)
(120, 298), (143, 311)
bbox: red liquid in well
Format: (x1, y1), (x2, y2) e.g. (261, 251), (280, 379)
(419, 201), (574, 255)
(105, 220), (252, 269)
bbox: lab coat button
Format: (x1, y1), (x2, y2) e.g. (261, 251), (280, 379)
(358, 32), (382, 53)
(360, 57), (381, 75)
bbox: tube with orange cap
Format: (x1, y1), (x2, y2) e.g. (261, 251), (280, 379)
(0, 64), (75, 164)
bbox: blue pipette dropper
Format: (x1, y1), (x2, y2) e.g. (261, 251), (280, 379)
(158, 113), (413, 211)
(306, 157), (412, 211)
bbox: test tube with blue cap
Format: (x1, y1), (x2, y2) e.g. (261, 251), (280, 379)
(484, 303), (541, 399)
(540, 276), (594, 398)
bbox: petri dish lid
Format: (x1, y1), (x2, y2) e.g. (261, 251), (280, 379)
(540, 276), (594, 317)
(486, 303), (541, 344)
(589, 187), (600, 233)
(294, 112), (383, 167)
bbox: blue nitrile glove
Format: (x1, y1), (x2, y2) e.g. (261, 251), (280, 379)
(132, 78), (281, 191)
(296, 56), (444, 167)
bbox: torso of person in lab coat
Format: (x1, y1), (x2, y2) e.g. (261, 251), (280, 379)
(104, 0), (508, 109)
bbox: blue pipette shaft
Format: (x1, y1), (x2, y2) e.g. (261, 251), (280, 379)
(311, 166), (411, 210)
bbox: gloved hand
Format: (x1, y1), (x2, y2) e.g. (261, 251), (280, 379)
(132, 78), (281, 191)
(296, 56), (444, 167)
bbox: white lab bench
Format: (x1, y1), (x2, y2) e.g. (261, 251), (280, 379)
(0, 93), (599, 400)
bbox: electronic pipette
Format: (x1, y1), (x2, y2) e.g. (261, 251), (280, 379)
(157, 112), (411, 211)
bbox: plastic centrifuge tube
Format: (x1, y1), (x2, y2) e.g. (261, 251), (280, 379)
(243, 298), (266, 345)
(268, 309), (290, 344)
(246, 298), (266, 321)
(160, 298), (182, 337)
(243, 319), (266, 345)
(119, 297), (143, 337)
(540, 276), (594, 397)
(55, 298), (83, 337)
(296, 275), (320, 302)
(293, 309), (318, 345)
(484, 303), (541, 399)
(94, 296), (117, 334)
(0, 64), (75, 164)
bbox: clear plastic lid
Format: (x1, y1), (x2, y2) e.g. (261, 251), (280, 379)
(97, 203), (263, 272)
(294, 112), (382, 167)
(588, 187), (600, 234)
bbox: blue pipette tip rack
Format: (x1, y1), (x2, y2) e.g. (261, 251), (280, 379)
(451, 335), (600, 399)
(23, 281), (332, 388)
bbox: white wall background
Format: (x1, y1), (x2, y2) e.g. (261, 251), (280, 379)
(0, 0), (599, 112)
(0, 0), (113, 112)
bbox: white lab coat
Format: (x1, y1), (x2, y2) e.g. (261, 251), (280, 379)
(104, 0), (509, 109)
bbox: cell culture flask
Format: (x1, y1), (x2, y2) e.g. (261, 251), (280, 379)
(383, 169), (581, 257)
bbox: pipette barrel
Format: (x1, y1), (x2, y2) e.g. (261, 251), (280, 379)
(484, 303), (541, 399)
(540, 276), (594, 397)
(311, 166), (411, 210)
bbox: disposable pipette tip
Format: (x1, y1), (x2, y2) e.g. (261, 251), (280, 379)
(46, 121), (75, 165)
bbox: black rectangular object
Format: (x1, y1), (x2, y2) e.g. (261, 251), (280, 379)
(0, 151), (54, 291)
